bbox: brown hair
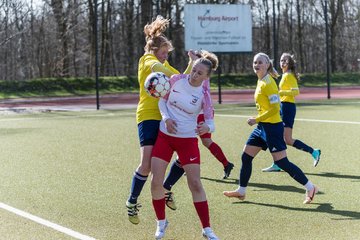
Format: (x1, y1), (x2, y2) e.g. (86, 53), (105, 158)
(281, 52), (300, 81)
(144, 16), (174, 53)
(195, 50), (219, 71)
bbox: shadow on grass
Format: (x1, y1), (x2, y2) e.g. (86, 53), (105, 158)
(305, 172), (360, 182)
(234, 201), (360, 220)
(201, 177), (321, 195)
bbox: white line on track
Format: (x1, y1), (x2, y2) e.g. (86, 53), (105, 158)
(215, 114), (360, 125)
(0, 202), (96, 240)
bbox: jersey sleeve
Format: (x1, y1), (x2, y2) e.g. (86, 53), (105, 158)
(158, 97), (170, 122)
(152, 62), (179, 77)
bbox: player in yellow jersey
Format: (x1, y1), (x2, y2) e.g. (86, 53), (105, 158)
(126, 16), (197, 225)
(262, 53), (321, 172)
(223, 53), (319, 204)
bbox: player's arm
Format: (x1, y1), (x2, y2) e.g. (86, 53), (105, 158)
(201, 83), (215, 133)
(159, 98), (170, 121)
(183, 50), (201, 74)
(151, 60), (180, 77)
(279, 74), (299, 96)
(159, 94), (177, 134)
(279, 88), (299, 96)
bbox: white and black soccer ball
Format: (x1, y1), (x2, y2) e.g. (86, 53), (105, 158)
(144, 72), (170, 98)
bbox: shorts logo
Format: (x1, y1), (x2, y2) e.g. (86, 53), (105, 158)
(272, 147), (277, 151)
(190, 157), (198, 161)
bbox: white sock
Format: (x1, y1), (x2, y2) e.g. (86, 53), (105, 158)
(304, 181), (314, 191)
(236, 186), (246, 195)
(157, 219), (167, 225)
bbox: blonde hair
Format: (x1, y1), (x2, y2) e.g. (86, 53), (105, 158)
(254, 52), (280, 79)
(144, 16), (174, 53)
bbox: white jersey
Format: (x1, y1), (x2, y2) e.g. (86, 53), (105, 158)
(159, 75), (214, 138)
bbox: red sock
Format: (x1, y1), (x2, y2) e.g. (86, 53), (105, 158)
(194, 201), (210, 228)
(152, 198), (166, 220)
(208, 142), (229, 167)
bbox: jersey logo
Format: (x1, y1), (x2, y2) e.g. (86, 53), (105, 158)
(172, 89), (180, 93)
(190, 157), (198, 161)
(269, 94), (280, 104)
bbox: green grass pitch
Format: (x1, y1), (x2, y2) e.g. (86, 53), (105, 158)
(0, 99), (359, 239)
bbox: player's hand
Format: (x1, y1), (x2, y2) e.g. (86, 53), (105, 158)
(165, 119), (177, 134)
(188, 50), (201, 61)
(195, 121), (209, 135)
(247, 117), (257, 126)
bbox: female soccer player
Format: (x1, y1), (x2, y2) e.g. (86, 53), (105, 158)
(162, 50), (234, 211)
(150, 58), (219, 240)
(125, 16), (196, 225)
(262, 53), (321, 172)
(223, 52), (318, 204)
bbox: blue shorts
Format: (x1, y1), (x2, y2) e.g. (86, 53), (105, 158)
(281, 102), (296, 128)
(246, 122), (287, 153)
(138, 120), (160, 146)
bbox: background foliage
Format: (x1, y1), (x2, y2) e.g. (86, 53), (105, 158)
(1, 0), (360, 81)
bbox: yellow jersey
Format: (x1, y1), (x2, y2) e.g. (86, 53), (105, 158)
(254, 74), (281, 123)
(136, 54), (179, 124)
(278, 72), (299, 103)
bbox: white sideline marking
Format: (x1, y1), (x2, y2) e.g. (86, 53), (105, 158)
(216, 114), (360, 125)
(0, 202), (96, 240)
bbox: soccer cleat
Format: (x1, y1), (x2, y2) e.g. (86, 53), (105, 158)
(155, 219), (169, 239)
(126, 201), (141, 225)
(223, 162), (234, 179)
(202, 227), (219, 240)
(312, 149), (321, 167)
(223, 190), (245, 200)
(165, 191), (177, 210)
(261, 163), (282, 172)
(303, 185), (319, 204)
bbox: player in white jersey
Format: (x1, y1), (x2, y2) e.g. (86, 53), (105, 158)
(150, 58), (219, 240)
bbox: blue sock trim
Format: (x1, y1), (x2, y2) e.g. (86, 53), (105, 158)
(128, 171), (148, 204)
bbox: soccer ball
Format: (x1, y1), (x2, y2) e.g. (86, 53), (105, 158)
(144, 72), (170, 98)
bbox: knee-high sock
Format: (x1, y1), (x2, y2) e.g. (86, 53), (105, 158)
(240, 152), (254, 187)
(163, 160), (184, 191)
(208, 142), (229, 167)
(293, 139), (314, 154)
(152, 198), (166, 220)
(275, 157), (308, 185)
(194, 201), (210, 228)
(128, 172), (148, 204)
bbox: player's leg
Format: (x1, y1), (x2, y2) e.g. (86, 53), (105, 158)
(151, 157), (170, 239)
(126, 120), (159, 224)
(162, 158), (183, 210)
(201, 137), (235, 179)
(151, 132), (174, 238)
(267, 122), (318, 203)
(223, 144), (261, 200)
(283, 102), (321, 166)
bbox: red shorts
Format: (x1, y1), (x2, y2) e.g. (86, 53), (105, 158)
(197, 114), (211, 139)
(152, 131), (200, 165)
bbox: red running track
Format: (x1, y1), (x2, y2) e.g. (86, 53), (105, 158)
(0, 86), (359, 109)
